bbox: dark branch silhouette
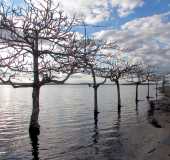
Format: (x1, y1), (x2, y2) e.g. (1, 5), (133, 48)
(0, 0), (77, 133)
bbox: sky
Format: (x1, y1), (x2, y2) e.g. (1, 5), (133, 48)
(4, 0), (170, 82)
(60, 0), (170, 73)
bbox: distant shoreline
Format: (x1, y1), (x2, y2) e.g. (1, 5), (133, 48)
(0, 82), (159, 86)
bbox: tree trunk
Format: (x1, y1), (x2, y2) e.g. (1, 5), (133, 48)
(90, 66), (99, 118)
(162, 76), (165, 93)
(135, 82), (139, 103)
(29, 32), (40, 134)
(156, 81), (158, 100)
(115, 80), (121, 112)
(135, 82), (140, 113)
(146, 80), (150, 99)
(94, 86), (98, 118)
(30, 86), (40, 133)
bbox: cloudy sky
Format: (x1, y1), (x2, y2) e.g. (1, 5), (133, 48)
(12, 0), (170, 76)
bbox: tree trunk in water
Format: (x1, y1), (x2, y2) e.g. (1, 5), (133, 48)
(162, 76), (165, 93)
(135, 83), (139, 112)
(135, 83), (139, 103)
(116, 80), (121, 112)
(91, 66), (99, 119)
(146, 80), (150, 99)
(30, 32), (40, 135)
(156, 82), (158, 100)
(94, 86), (98, 118)
(30, 86), (40, 134)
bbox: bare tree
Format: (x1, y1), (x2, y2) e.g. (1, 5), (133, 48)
(0, 0), (77, 133)
(161, 75), (167, 93)
(144, 66), (155, 99)
(151, 73), (161, 101)
(99, 48), (134, 112)
(129, 64), (145, 103)
(76, 38), (107, 117)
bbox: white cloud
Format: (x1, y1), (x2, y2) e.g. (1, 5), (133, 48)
(26, 0), (144, 24)
(27, 0), (109, 24)
(59, 0), (145, 21)
(93, 12), (170, 72)
(57, 0), (110, 24)
(111, 0), (144, 17)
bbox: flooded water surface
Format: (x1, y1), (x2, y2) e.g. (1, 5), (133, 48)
(0, 85), (157, 160)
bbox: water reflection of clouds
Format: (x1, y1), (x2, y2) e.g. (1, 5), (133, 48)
(0, 86), (12, 107)
(0, 85), (158, 160)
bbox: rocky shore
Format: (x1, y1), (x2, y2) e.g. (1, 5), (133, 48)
(121, 87), (170, 160)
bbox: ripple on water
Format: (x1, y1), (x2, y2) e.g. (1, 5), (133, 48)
(0, 85), (156, 160)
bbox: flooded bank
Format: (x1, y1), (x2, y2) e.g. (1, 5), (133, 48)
(121, 88), (170, 160)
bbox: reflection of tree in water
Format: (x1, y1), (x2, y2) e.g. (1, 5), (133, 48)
(29, 130), (40, 160)
(93, 114), (99, 154)
(147, 101), (162, 128)
(93, 115), (99, 143)
(135, 101), (139, 116)
(106, 111), (125, 160)
(91, 111), (125, 159)
(117, 112), (121, 129)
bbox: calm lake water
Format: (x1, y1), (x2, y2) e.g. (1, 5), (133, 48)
(0, 85), (157, 160)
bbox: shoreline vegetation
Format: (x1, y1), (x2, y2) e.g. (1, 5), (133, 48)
(121, 86), (170, 160)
